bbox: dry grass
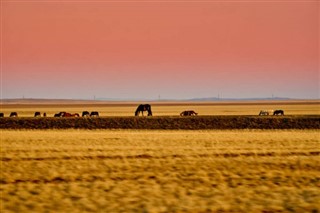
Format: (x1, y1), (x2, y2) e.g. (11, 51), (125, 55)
(1, 115), (319, 130)
(1, 129), (319, 212)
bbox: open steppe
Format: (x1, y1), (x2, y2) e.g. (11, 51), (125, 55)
(1, 99), (319, 117)
(1, 100), (319, 130)
(1, 100), (319, 212)
(1, 129), (320, 212)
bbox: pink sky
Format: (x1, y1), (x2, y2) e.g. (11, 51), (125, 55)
(1, 0), (319, 100)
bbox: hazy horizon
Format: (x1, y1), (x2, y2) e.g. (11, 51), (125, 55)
(1, 96), (318, 102)
(1, 1), (319, 100)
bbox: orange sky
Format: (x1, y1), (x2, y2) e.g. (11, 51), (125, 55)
(1, 0), (319, 99)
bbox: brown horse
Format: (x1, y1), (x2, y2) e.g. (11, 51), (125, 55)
(180, 110), (198, 116)
(54, 112), (79, 117)
(62, 112), (80, 117)
(259, 110), (274, 116)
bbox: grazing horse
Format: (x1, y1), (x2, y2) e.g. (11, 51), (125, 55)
(54, 112), (65, 117)
(10, 112), (18, 117)
(135, 104), (152, 116)
(62, 112), (80, 117)
(259, 110), (273, 116)
(82, 111), (90, 117)
(180, 110), (198, 116)
(90, 111), (99, 117)
(0, 113), (4, 117)
(34, 112), (41, 117)
(273, 110), (284, 116)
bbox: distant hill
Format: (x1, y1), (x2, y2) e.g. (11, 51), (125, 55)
(1, 97), (318, 105)
(187, 97), (292, 101)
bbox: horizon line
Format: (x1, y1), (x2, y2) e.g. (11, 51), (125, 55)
(1, 97), (320, 102)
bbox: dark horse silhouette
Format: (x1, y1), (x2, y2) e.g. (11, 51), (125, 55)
(180, 110), (198, 116)
(90, 111), (99, 117)
(273, 110), (284, 116)
(54, 112), (65, 117)
(34, 112), (41, 117)
(0, 113), (4, 117)
(82, 111), (90, 117)
(10, 112), (18, 117)
(135, 104), (152, 116)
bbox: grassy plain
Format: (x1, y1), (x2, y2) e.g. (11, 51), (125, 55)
(1, 129), (320, 212)
(1, 100), (319, 117)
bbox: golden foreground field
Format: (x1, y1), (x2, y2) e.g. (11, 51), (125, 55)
(1, 129), (319, 212)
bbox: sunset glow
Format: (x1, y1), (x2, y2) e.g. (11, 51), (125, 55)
(1, 1), (319, 100)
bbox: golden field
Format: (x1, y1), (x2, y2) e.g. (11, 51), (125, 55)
(1, 100), (319, 117)
(1, 129), (320, 212)
(1, 101), (319, 212)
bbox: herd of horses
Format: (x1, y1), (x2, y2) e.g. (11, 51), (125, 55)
(259, 110), (284, 116)
(53, 111), (100, 117)
(0, 104), (285, 117)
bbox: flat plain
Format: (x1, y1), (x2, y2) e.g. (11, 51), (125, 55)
(1, 99), (319, 117)
(1, 100), (319, 212)
(1, 129), (320, 212)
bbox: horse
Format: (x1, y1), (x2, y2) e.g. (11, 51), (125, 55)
(43, 112), (47, 117)
(0, 113), (4, 117)
(10, 112), (18, 117)
(82, 111), (90, 117)
(90, 111), (99, 117)
(34, 112), (41, 117)
(54, 112), (65, 117)
(62, 112), (80, 117)
(135, 104), (152, 116)
(259, 110), (273, 116)
(180, 110), (198, 116)
(273, 110), (284, 116)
